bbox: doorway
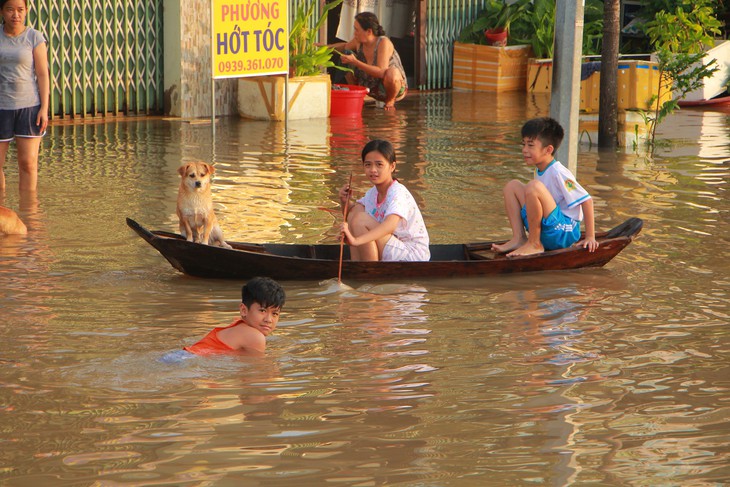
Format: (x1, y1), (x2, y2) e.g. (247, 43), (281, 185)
(326, 0), (420, 89)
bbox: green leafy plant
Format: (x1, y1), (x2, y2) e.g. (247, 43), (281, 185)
(458, 0), (531, 46)
(510, 0), (555, 57)
(453, 0), (607, 58)
(640, 4), (721, 151)
(582, 0), (604, 56)
(638, 0), (718, 24)
(289, 0), (351, 77)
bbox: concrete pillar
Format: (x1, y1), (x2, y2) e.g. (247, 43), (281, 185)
(550, 0), (584, 174)
(163, 0), (237, 118)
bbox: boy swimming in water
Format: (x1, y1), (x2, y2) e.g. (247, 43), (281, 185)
(162, 277), (285, 362)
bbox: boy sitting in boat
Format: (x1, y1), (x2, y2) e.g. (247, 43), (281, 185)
(163, 277), (285, 361)
(492, 117), (598, 257)
(339, 139), (430, 261)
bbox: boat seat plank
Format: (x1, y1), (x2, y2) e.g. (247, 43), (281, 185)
(468, 250), (496, 260)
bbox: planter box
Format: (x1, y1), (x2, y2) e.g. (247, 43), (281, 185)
(526, 58), (599, 111)
(579, 110), (652, 148)
(237, 74), (331, 121)
(452, 42), (532, 92)
(528, 59), (672, 112)
(615, 61), (672, 111)
(580, 63), (601, 112)
(526, 58), (553, 93)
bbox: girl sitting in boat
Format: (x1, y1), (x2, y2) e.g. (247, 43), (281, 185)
(339, 139), (430, 261)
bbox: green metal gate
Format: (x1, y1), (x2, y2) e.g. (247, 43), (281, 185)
(425, 0), (487, 90)
(29, 0), (164, 119)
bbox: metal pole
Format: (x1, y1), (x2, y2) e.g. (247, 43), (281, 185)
(282, 1), (291, 168)
(550, 0), (584, 174)
(211, 0), (216, 138)
(112, 1), (120, 115)
(212, 78), (216, 138)
(285, 73), (289, 131)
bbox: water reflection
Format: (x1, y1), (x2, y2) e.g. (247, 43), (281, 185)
(0, 92), (728, 485)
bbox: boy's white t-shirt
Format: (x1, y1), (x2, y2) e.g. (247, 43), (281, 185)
(535, 160), (591, 221)
(357, 180), (430, 261)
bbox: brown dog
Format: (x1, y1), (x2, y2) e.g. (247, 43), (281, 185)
(176, 162), (231, 248)
(0, 206), (27, 235)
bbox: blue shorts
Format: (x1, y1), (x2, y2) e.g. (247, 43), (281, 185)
(521, 205), (581, 250)
(159, 349), (196, 364)
(0, 106), (46, 142)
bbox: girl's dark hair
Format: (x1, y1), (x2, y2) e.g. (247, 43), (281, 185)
(355, 12), (385, 36)
(242, 277), (286, 309)
(361, 139), (396, 164)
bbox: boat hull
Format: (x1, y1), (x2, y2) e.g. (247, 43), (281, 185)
(127, 218), (643, 281)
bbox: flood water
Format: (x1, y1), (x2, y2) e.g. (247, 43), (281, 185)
(1, 91), (728, 486)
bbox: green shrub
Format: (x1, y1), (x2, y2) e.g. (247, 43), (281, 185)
(458, 0), (604, 58)
(289, 0), (351, 77)
(640, 4), (721, 150)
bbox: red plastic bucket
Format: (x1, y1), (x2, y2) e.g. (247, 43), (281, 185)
(330, 84), (369, 117)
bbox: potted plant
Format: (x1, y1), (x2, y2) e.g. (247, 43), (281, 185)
(482, 2), (512, 47)
(238, 0), (350, 121)
(457, 0), (531, 47)
(452, 0), (533, 92)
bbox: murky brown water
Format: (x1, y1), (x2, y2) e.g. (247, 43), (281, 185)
(1, 91), (728, 485)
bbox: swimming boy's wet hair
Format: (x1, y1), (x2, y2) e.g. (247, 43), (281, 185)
(355, 12), (385, 36)
(361, 139), (396, 164)
(521, 117), (564, 151)
(242, 277), (285, 309)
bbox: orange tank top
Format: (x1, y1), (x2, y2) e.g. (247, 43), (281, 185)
(183, 319), (242, 355)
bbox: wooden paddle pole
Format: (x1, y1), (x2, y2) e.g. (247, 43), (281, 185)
(338, 173), (353, 283)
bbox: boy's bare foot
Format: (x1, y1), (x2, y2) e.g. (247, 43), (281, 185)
(384, 103), (396, 111)
(492, 237), (526, 254)
(507, 242), (545, 257)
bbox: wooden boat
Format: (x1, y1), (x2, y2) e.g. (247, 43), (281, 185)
(126, 217), (643, 281)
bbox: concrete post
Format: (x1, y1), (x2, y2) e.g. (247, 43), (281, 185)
(550, 0), (584, 174)
(163, 0), (237, 119)
(163, 0), (182, 117)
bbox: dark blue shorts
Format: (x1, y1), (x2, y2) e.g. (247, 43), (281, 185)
(0, 106), (45, 142)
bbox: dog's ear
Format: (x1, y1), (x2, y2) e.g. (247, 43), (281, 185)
(205, 163), (215, 176)
(177, 164), (187, 176)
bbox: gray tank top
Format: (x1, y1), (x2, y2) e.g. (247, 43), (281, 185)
(0, 27), (46, 110)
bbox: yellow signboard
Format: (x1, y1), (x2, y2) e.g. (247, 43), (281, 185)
(211, 0), (288, 79)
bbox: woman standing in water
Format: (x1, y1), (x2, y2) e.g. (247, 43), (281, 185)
(0, 0), (49, 192)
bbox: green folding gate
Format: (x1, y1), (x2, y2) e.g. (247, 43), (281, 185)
(425, 0), (487, 90)
(24, 0), (482, 117)
(29, 0), (164, 119)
